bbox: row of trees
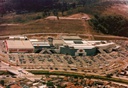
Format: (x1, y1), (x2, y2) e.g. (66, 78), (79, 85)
(5, 0), (59, 12)
(0, 0), (75, 17)
(1, 0), (128, 17)
(89, 15), (128, 37)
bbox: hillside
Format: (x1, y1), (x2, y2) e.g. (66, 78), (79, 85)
(102, 4), (128, 18)
(0, 13), (96, 35)
(59, 0), (128, 4)
(83, 0), (128, 15)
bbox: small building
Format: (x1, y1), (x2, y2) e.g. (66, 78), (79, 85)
(4, 40), (34, 53)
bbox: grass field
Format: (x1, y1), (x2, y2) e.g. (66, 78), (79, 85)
(0, 19), (88, 35)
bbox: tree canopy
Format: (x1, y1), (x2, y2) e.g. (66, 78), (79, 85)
(89, 15), (128, 37)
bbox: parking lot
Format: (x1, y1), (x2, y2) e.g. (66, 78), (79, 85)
(5, 51), (126, 76)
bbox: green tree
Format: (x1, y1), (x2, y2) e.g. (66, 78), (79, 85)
(0, 80), (4, 86)
(47, 81), (54, 87)
(106, 73), (113, 78)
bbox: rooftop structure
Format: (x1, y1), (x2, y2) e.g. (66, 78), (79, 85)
(61, 36), (82, 40)
(4, 40), (34, 53)
(29, 39), (39, 42)
(9, 36), (28, 40)
(53, 39), (65, 48)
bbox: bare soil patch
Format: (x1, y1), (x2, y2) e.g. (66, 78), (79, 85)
(103, 4), (128, 18)
(68, 13), (91, 19)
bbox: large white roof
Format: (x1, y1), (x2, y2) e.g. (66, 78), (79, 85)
(63, 40), (115, 49)
(6, 40), (34, 49)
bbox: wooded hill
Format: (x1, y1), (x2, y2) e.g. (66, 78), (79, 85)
(1, 0), (128, 16)
(0, 0), (128, 37)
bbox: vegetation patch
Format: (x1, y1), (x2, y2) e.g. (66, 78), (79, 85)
(0, 71), (8, 75)
(28, 70), (128, 85)
(89, 15), (128, 37)
(28, 70), (84, 78)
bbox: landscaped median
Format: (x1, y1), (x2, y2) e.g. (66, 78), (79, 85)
(28, 70), (128, 85)
(1, 70), (128, 85)
(28, 70), (84, 78)
(0, 71), (8, 75)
